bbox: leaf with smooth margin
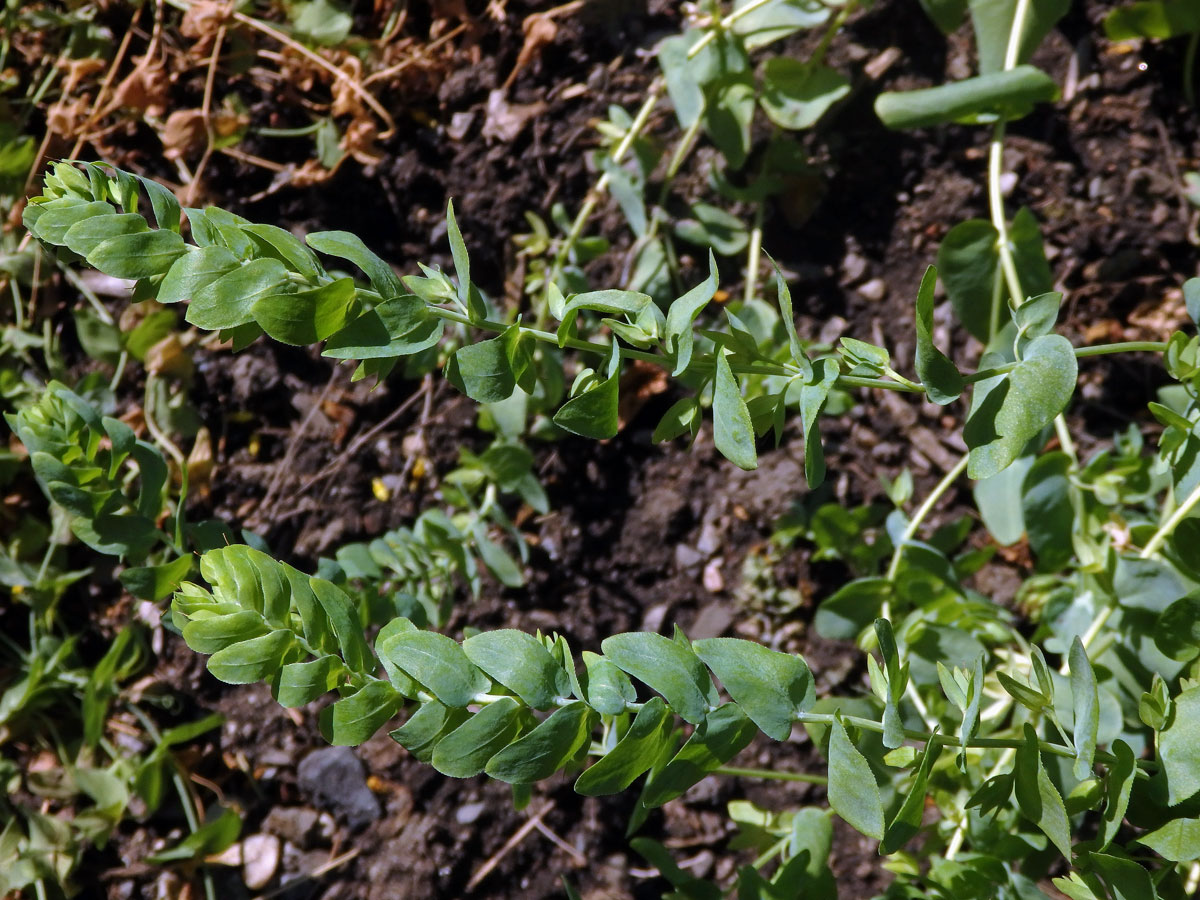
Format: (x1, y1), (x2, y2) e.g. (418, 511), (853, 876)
(814, 577), (892, 641)
(1105, 0), (1200, 39)
(186, 257), (289, 330)
(389, 701), (469, 764)
(657, 34), (704, 128)
(919, 0), (967, 31)
(134, 174), (181, 232)
(913, 265), (963, 404)
(553, 343), (621, 439)
(486, 701), (596, 783)
(380, 631), (489, 708)
(87, 230), (186, 280)
(881, 736), (942, 854)
(445, 199), (474, 314)
(652, 397), (701, 444)
(1069, 636), (1099, 780)
(323, 295), (442, 359)
(182, 611), (268, 655)
(556, 290), (651, 347)
(252, 277), (355, 345)
(1015, 290), (1062, 342)
(242, 223), (323, 281)
(666, 252), (718, 375)
(692, 638), (812, 740)
(275, 655), (344, 707)
(307, 230), (404, 298)
(321, 680), (402, 746)
(63, 212), (148, 257)
(1014, 722), (1071, 857)
(206, 629), (293, 684)
(761, 59), (850, 130)
(1137, 817), (1200, 862)
(1154, 597), (1200, 662)
(641, 703), (756, 807)
(713, 351), (757, 470)
(157, 246), (240, 305)
(120, 555), (193, 602)
(463, 630), (569, 710)
(1023, 451), (1074, 571)
(827, 716), (885, 839)
(446, 332), (516, 403)
(970, 0), (1071, 75)
(1185, 277), (1200, 326)
(875, 66), (1058, 130)
(974, 453), (1033, 545)
(705, 78), (755, 170)
(801, 357), (839, 488)
(1101, 739), (1136, 850)
(430, 698), (523, 777)
(27, 199), (114, 244)
(965, 334), (1076, 479)
(767, 254), (810, 375)
(601, 631), (718, 725)
(309, 577), (373, 674)
(732, 0), (829, 48)
(581, 651), (637, 715)
(575, 697), (673, 796)
(1160, 685), (1200, 805)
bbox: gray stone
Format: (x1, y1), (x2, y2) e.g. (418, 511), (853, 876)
(262, 806), (320, 848)
(296, 747), (381, 830)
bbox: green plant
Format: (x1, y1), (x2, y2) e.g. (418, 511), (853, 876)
(1104, 0), (1200, 106)
(14, 0), (1200, 895)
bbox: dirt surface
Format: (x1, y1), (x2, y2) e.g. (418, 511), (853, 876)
(20, 0), (1200, 897)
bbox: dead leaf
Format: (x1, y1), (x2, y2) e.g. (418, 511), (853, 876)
(160, 109), (207, 160)
(111, 56), (170, 116)
(480, 88), (545, 143)
(502, 12), (558, 90)
(187, 427), (214, 499)
(181, 0), (233, 41)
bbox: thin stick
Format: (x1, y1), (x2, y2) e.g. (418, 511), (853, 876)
(185, 25), (226, 207)
(466, 803), (553, 890)
(230, 10), (396, 138)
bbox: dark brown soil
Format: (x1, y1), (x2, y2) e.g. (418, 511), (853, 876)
(13, 0), (1200, 897)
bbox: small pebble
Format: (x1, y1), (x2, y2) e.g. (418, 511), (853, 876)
(456, 802), (486, 825)
(242, 833), (280, 890)
(858, 278), (888, 302)
(702, 558), (725, 593)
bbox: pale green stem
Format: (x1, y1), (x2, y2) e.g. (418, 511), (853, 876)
(743, 205), (764, 306)
(884, 453), (970, 584)
(714, 765), (827, 785)
(1142, 478), (1200, 559)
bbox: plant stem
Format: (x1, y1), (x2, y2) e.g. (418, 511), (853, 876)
(963, 341), (1169, 384)
(1141, 477), (1200, 558)
(715, 765), (827, 785)
(743, 204), (765, 306)
(1184, 31), (1198, 109)
(884, 453), (970, 583)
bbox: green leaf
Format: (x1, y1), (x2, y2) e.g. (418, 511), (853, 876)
(252, 277), (355, 345)
(242, 223), (323, 281)
(692, 638), (813, 740)
(275, 655), (344, 707)
(445, 199), (479, 319)
(63, 212), (148, 257)
(556, 290), (653, 346)
(1014, 722), (1071, 858)
(919, 0), (968, 32)
(1137, 817), (1200, 862)
(881, 737), (941, 854)
(1154, 596), (1200, 662)
(182, 610), (268, 654)
(1105, 0), (1200, 39)
(309, 577), (373, 673)
(965, 335), (1077, 479)
(430, 697), (524, 778)
(87, 229), (186, 280)
(1160, 686), (1200, 805)
(704, 78), (755, 170)
(800, 357), (839, 488)
(674, 203), (749, 256)
(206, 629), (293, 684)
(913, 265), (963, 404)
(760, 60), (850, 130)
(602, 631), (718, 725)
(1101, 740), (1136, 850)
(713, 350), (757, 470)
(120, 555), (193, 602)
(575, 697), (673, 796)
(641, 702), (757, 807)
(815, 577), (891, 640)
(1069, 636), (1099, 780)
(666, 254), (718, 375)
(389, 701), (469, 764)
(581, 652), (637, 715)
(658, 34), (705, 128)
(970, 0), (1071, 75)
(146, 808), (241, 864)
(1022, 451), (1074, 571)
(446, 333), (516, 403)
(827, 715), (885, 840)
(652, 397), (701, 444)
(307, 229), (404, 298)
(731, 0), (829, 48)
(323, 294), (442, 359)
(28, 199), (114, 244)
(463, 630), (570, 710)
(485, 701), (596, 783)
(553, 343), (621, 439)
(875, 66), (1058, 130)
(157, 246), (240, 305)
(185, 257), (290, 330)
(320, 680), (402, 746)
(134, 174), (182, 232)
(379, 631), (490, 708)
(1088, 852), (1160, 900)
